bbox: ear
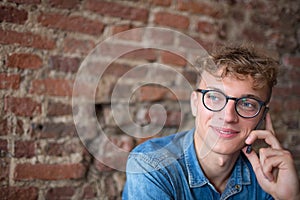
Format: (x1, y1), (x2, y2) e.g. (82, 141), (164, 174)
(190, 91), (199, 117)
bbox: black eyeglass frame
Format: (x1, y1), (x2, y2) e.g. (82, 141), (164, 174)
(195, 89), (268, 119)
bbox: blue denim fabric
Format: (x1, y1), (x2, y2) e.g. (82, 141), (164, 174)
(123, 129), (273, 200)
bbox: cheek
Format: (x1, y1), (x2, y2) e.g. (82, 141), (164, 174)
(239, 119), (260, 135)
(195, 103), (214, 126)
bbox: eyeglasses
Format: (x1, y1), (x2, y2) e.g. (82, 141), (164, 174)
(195, 89), (267, 118)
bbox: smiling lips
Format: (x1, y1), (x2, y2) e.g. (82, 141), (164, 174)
(212, 127), (240, 138)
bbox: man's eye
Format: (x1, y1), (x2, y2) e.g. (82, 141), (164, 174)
(207, 94), (217, 100)
(242, 102), (254, 108)
(207, 92), (222, 101)
(240, 99), (258, 110)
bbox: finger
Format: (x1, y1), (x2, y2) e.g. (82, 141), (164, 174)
(245, 130), (282, 150)
(259, 147), (286, 158)
(242, 147), (273, 183)
(259, 148), (281, 182)
(259, 148), (269, 179)
(261, 155), (287, 182)
(265, 113), (275, 134)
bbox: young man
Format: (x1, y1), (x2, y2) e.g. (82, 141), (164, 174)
(122, 46), (300, 199)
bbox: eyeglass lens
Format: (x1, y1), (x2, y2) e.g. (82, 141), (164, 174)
(203, 90), (261, 118)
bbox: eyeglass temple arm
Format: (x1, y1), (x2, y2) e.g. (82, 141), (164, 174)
(254, 107), (269, 130)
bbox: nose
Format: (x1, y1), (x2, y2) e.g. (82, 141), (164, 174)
(223, 100), (238, 123)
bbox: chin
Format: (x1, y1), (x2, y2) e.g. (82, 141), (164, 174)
(214, 141), (244, 154)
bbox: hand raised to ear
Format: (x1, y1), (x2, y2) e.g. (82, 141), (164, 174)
(243, 114), (300, 200)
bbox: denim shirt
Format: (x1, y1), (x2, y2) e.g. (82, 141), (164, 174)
(123, 129), (274, 200)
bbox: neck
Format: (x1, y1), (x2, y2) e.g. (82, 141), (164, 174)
(194, 133), (240, 193)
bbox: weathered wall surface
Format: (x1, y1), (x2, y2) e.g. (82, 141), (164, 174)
(0, 0), (299, 199)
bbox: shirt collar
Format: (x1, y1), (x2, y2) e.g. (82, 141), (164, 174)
(184, 129), (251, 188)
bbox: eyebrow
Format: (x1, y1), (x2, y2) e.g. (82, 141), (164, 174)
(205, 86), (264, 101)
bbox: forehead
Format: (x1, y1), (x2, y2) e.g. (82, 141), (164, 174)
(198, 70), (269, 101)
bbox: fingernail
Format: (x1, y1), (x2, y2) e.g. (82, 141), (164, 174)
(245, 136), (251, 144)
(246, 145), (252, 154)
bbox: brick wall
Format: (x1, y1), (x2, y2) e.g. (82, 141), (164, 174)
(0, 0), (299, 199)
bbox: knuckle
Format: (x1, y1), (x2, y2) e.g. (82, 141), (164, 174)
(259, 147), (268, 155)
(283, 149), (292, 158)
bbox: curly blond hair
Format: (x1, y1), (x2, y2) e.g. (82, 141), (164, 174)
(196, 45), (279, 102)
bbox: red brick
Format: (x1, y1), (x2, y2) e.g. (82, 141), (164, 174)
(44, 142), (64, 156)
(14, 163), (86, 180)
(0, 187), (38, 200)
(269, 98), (283, 113)
(104, 62), (132, 77)
(197, 21), (215, 34)
(0, 157), (9, 182)
(33, 122), (76, 139)
(0, 5), (28, 24)
(108, 135), (134, 152)
(85, 0), (149, 22)
(73, 80), (102, 99)
(14, 140), (35, 158)
(161, 51), (187, 67)
(49, 0), (80, 9)
(47, 101), (72, 116)
(138, 85), (190, 102)
(138, 85), (175, 101)
(0, 73), (20, 89)
(38, 13), (104, 36)
(251, 13), (279, 29)
(150, 0), (172, 6)
(272, 86), (292, 97)
(8, 53), (43, 69)
(154, 12), (189, 29)
(46, 187), (75, 200)
(99, 42), (141, 58)
(230, 9), (245, 22)
(178, 35), (216, 52)
(15, 119), (24, 135)
(44, 141), (83, 156)
(282, 113), (299, 129)
(124, 49), (157, 62)
(111, 24), (132, 35)
(283, 56), (300, 68)
(292, 85), (300, 96)
(49, 55), (81, 73)
(4, 97), (41, 117)
(7, 0), (40, 4)
(288, 69), (300, 82)
(30, 78), (74, 97)
(176, 0), (222, 18)
(284, 98), (300, 110)
(0, 119), (9, 136)
(145, 110), (182, 127)
(145, 28), (175, 45)
(63, 37), (95, 55)
(113, 26), (144, 41)
(0, 118), (20, 136)
(92, 134), (134, 171)
(0, 139), (8, 152)
(243, 27), (266, 43)
(0, 29), (56, 50)
(83, 185), (97, 199)
(182, 70), (197, 85)
(94, 159), (114, 172)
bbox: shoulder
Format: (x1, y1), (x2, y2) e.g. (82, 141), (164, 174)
(126, 129), (194, 172)
(132, 129), (193, 154)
